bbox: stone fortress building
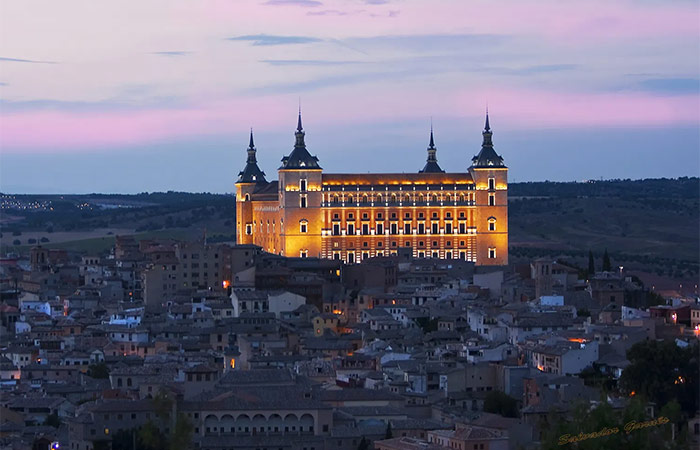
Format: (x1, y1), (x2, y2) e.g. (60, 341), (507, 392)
(235, 111), (508, 266)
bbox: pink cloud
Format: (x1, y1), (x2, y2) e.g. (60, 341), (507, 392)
(1, 89), (697, 153)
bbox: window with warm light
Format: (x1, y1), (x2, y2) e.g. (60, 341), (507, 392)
(488, 218), (496, 231)
(300, 250), (308, 258)
(300, 220), (308, 233)
(488, 248), (496, 259)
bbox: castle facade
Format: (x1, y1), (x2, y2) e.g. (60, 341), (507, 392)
(235, 112), (508, 265)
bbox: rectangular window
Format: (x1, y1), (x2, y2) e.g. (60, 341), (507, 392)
(488, 178), (495, 190)
(488, 220), (496, 231)
(459, 223), (466, 234)
(404, 223), (411, 235)
(245, 224), (252, 235)
(300, 222), (307, 233)
(347, 253), (355, 264)
(362, 224), (369, 235)
(418, 223), (425, 234)
(376, 223), (384, 235)
(488, 193), (495, 206)
(445, 223), (452, 234)
(488, 248), (496, 259)
(460, 251), (466, 260)
(348, 224), (355, 235)
(300, 250), (308, 258)
(300, 195), (308, 208)
(390, 223), (398, 235)
(446, 251), (452, 259)
(333, 224), (340, 236)
(431, 223), (439, 234)
(300, 179), (307, 192)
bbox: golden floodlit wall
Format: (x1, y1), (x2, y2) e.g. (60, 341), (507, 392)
(235, 113), (508, 266)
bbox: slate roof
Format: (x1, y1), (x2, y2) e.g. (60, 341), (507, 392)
(471, 113), (505, 168)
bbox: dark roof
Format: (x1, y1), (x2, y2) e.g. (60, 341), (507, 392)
(280, 112), (321, 170)
(237, 130), (268, 184)
(471, 113), (505, 168)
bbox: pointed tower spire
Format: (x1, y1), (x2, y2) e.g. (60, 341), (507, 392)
(281, 107), (321, 169)
(471, 110), (504, 168)
(237, 129), (267, 184)
(419, 120), (444, 173)
(297, 102), (303, 132)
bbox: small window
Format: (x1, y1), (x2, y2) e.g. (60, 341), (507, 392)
(300, 250), (308, 258)
(300, 179), (307, 192)
(488, 217), (496, 231)
(245, 224), (252, 235)
(488, 248), (496, 259)
(488, 177), (495, 190)
(488, 193), (495, 206)
(300, 194), (308, 208)
(300, 221), (308, 233)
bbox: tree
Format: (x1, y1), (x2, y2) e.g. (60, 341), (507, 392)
(541, 399), (681, 450)
(602, 248), (612, 272)
(357, 437), (370, 450)
(87, 362), (110, 379)
(43, 413), (61, 428)
(619, 340), (699, 416)
(483, 390), (518, 418)
(588, 250), (595, 275)
(385, 422), (393, 439)
(12, 240), (21, 246)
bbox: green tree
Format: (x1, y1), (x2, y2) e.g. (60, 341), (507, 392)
(602, 248), (612, 272)
(588, 250), (595, 275)
(357, 437), (370, 450)
(169, 413), (193, 450)
(43, 413), (61, 428)
(483, 390), (518, 418)
(87, 362), (110, 379)
(619, 340), (699, 416)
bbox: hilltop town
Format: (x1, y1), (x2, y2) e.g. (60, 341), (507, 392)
(0, 234), (698, 449)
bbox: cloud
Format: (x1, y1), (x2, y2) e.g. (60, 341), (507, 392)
(307, 9), (349, 16)
(150, 51), (191, 57)
(0, 82), (7, 87)
(263, 0), (323, 6)
(365, 0), (389, 4)
(226, 34), (322, 46)
(260, 59), (364, 66)
(0, 56), (57, 64)
(636, 78), (699, 94)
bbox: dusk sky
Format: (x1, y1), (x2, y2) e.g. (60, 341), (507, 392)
(1, 0), (698, 194)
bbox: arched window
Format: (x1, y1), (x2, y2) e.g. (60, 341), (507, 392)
(362, 195), (368, 203)
(405, 194), (411, 202)
(488, 217), (497, 231)
(460, 194), (465, 202)
(333, 195), (339, 203)
(445, 194), (451, 203)
(244, 193), (250, 201)
(347, 195), (354, 204)
(391, 194), (397, 203)
(432, 194), (438, 203)
(419, 194), (424, 203)
(376, 194), (382, 203)
(299, 220), (308, 233)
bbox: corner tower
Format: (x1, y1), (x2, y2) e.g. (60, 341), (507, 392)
(235, 130), (267, 245)
(468, 112), (508, 265)
(278, 111), (323, 258)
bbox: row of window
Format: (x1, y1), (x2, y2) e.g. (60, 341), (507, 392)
(319, 249), (491, 263)
(299, 193), (497, 208)
(324, 221), (493, 235)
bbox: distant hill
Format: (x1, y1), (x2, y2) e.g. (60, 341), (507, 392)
(1, 178), (698, 280)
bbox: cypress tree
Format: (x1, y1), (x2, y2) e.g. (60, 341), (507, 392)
(588, 250), (595, 275)
(602, 249), (611, 272)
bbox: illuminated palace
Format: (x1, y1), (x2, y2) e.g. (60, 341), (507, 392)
(235, 111), (508, 266)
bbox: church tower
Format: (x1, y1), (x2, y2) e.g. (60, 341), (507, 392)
(235, 130), (267, 245)
(468, 112), (508, 265)
(278, 110), (323, 258)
